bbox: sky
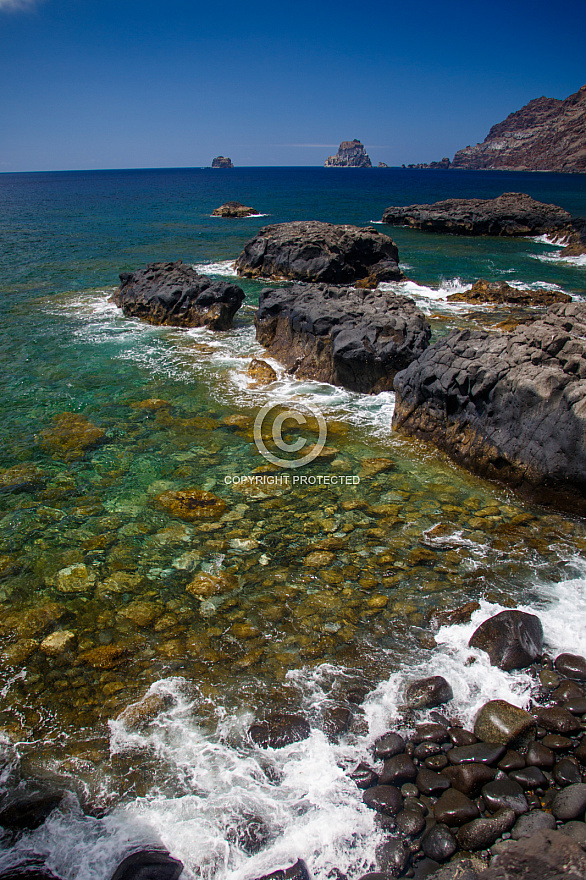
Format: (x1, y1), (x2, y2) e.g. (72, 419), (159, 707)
(0, 0), (585, 171)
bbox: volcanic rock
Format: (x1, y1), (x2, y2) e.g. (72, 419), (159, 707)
(374, 732), (406, 759)
(481, 778), (528, 815)
(362, 785), (403, 816)
(555, 653), (586, 680)
(441, 763), (496, 797)
(469, 612), (543, 671)
(482, 829), (586, 880)
(212, 201), (260, 217)
(112, 262), (245, 331)
(404, 676), (453, 709)
(324, 140), (372, 168)
(448, 279), (571, 307)
(248, 713), (311, 749)
(421, 824), (458, 862)
(247, 358), (277, 385)
(393, 302), (586, 513)
(110, 851), (183, 880)
(235, 221), (402, 284)
(552, 783), (586, 820)
(211, 156), (234, 168)
(433, 788), (480, 826)
(456, 808), (516, 850)
(473, 699), (537, 745)
(254, 283), (430, 393)
(382, 192), (574, 236)
(450, 83), (586, 173)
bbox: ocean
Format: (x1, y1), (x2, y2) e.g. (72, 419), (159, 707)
(0, 166), (586, 879)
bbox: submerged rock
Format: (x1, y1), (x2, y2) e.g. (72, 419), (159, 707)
(254, 283), (430, 393)
(0, 792), (64, 832)
(212, 201), (260, 217)
(0, 464), (45, 494)
(248, 713), (311, 749)
(110, 850), (183, 880)
(116, 693), (173, 731)
(393, 302), (586, 513)
(112, 261), (244, 331)
(448, 279), (571, 307)
(235, 221), (402, 284)
(247, 358), (277, 385)
(382, 192), (574, 237)
(253, 860), (310, 880)
(39, 413), (106, 459)
(154, 489), (227, 521)
(468, 611), (543, 670)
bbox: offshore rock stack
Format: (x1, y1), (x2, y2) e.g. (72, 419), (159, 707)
(324, 140), (373, 167)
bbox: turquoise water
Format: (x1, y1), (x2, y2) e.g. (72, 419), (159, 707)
(0, 167), (586, 879)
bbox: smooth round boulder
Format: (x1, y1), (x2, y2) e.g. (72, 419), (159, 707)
(554, 653), (586, 680)
(481, 778), (528, 815)
(511, 810), (557, 839)
(374, 732), (405, 759)
(509, 766), (548, 789)
(441, 763), (496, 797)
(416, 768), (451, 796)
(396, 808), (426, 837)
(447, 742), (506, 765)
(363, 785), (403, 816)
(379, 754), (417, 785)
(526, 741), (555, 768)
(474, 699), (536, 747)
(349, 762), (378, 789)
(421, 823), (457, 862)
(536, 705), (582, 734)
(110, 851), (184, 880)
(468, 610), (543, 671)
(553, 758), (582, 787)
(433, 788), (480, 826)
(552, 783), (586, 820)
(456, 807), (516, 850)
(411, 723), (449, 744)
(376, 838), (411, 876)
(498, 750), (525, 771)
(404, 676), (454, 709)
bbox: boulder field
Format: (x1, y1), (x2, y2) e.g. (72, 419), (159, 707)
(393, 302), (586, 514)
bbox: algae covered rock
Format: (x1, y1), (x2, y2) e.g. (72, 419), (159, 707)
(154, 488), (227, 521)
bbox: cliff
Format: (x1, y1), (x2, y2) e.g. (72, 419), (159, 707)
(324, 140), (372, 168)
(451, 84), (586, 173)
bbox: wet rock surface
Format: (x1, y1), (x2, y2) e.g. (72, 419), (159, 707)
(254, 283), (430, 393)
(393, 302), (586, 514)
(111, 261), (245, 330)
(248, 713), (311, 749)
(447, 279), (571, 307)
(382, 192), (574, 236)
(109, 850), (184, 880)
(236, 221), (402, 284)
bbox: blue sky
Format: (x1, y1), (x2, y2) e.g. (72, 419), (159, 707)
(0, 0), (585, 171)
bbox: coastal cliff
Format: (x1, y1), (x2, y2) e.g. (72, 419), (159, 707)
(324, 140), (372, 167)
(451, 84), (586, 173)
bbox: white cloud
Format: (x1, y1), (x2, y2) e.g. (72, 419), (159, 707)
(0, 0), (41, 10)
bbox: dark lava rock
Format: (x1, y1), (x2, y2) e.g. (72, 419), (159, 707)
(526, 741), (555, 767)
(322, 705), (352, 740)
(382, 193), (574, 237)
(433, 788), (480, 826)
(254, 283), (430, 394)
(447, 742), (506, 765)
(553, 680), (585, 702)
(404, 676), (453, 709)
(426, 858), (486, 880)
(416, 768), (451, 795)
(374, 733), (405, 760)
(558, 820), (586, 850)
(0, 793), (64, 832)
(468, 613), (543, 672)
(414, 742), (442, 759)
(376, 837), (411, 876)
(248, 713), (311, 749)
(392, 303), (586, 514)
(512, 810), (557, 839)
(421, 823), (458, 862)
(380, 754), (417, 786)
(474, 698), (537, 745)
(536, 706), (582, 734)
(396, 808), (426, 836)
(212, 201), (260, 217)
(363, 785), (403, 816)
(456, 807), (516, 850)
(552, 782), (586, 820)
(411, 724), (450, 744)
(425, 754), (448, 771)
(563, 698), (586, 715)
(449, 728), (478, 747)
(447, 278), (571, 308)
(482, 828), (586, 880)
(481, 778), (529, 815)
(236, 221), (401, 284)
(349, 762), (378, 789)
(112, 262), (245, 331)
(542, 734), (573, 749)
(441, 763), (496, 797)
(110, 850), (184, 880)
(498, 750), (525, 772)
(412, 860), (441, 880)
(554, 758), (582, 786)
(509, 766), (548, 789)
(555, 653), (586, 681)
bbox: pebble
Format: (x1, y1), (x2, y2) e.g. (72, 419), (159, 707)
(536, 705), (581, 734)
(553, 758), (582, 787)
(511, 810), (556, 839)
(411, 723), (449, 744)
(474, 700), (536, 747)
(363, 785), (403, 816)
(563, 698), (586, 715)
(525, 741), (555, 767)
(414, 742), (442, 759)
(396, 808), (426, 837)
(441, 763), (496, 797)
(404, 675), (453, 709)
(421, 823), (457, 862)
(425, 754), (448, 771)
(552, 782), (586, 820)
(379, 754), (417, 785)
(498, 749), (525, 771)
(376, 837), (411, 876)
(447, 742), (506, 765)
(541, 734), (573, 749)
(433, 788), (480, 826)
(481, 778), (528, 815)
(509, 766), (548, 789)
(374, 732), (405, 759)
(416, 768), (451, 796)
(349, 762), (378, 789)
(553, 680), (585, 702)
(456, 807), (516, 850)
(448, 728), (477, 747)
(554, 653), (586, 680)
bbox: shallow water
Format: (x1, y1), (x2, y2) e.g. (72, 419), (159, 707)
(0, 167), (586, 878)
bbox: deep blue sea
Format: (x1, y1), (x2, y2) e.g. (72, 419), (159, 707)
(0, 167), (586, 879)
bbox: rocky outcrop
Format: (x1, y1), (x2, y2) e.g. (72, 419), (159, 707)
(324, 140), (372, 167)
(212, 201), (260, 217)
(451, 84), (586, 173)
(112, 262), (244, 331)
(211, 156), (234, 168)
(393, 302), (586, 513)
(255, 283), (431, 393)
(378, 162), (389, 168)
(235, 221), (402, 284)
(562, 219), (586, 257)
(448, 279), (572, 307)
(382, 192), (574, 237)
